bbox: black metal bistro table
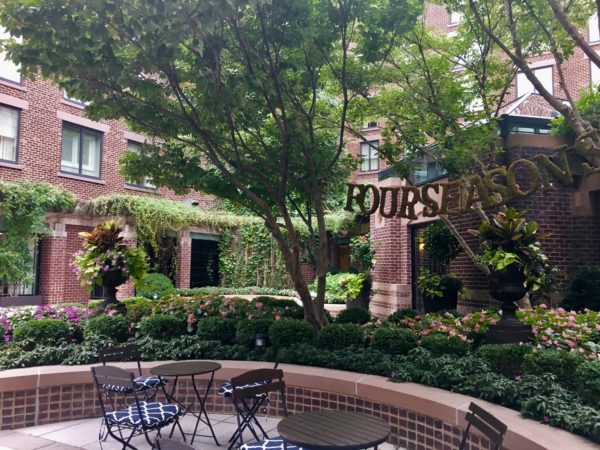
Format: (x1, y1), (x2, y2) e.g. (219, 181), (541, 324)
(151, 360), (222, 445)
(277, 410), (391, 450)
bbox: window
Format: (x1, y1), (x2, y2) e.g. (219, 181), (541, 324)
(126, 140), (155, 188)
(0, 240), (40, 297)
(516, 66), (553, 97)
(410, 158), (447, 185)
(364, 121), (378, 129)
(590, 13), (600, 42)
(449, 11), (463, 24)
(592, 62), (600, 86)
(63, 90), (86, 106)
(0, 105), (18, 162)
(0, 27), (21, 84)
(360, 141), (379, 172)
(61, 123), (102, 178)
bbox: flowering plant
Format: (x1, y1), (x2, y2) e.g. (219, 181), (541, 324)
(70, 220), (148, 292)
(350, 233), (375, 272)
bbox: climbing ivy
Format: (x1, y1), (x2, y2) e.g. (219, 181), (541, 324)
(0, 181), (76, 285)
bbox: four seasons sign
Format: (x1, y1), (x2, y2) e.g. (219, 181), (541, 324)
(344, 131), (600, 220)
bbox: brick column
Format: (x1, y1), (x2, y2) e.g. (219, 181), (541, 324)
(369, 177), (413, 317)
(39, 222), (68, 305)
(176, 229), (191, 289)
(117, 223), (137, 300)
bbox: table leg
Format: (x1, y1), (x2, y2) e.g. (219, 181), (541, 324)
(162, 376), (186, 441)
(190, 372), (220, 446)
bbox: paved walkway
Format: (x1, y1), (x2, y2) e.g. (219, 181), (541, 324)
(0, 414), (401, 450)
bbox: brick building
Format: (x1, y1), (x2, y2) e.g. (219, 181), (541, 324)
(348, 5), (600, 316)
(0, 60), (221, 304)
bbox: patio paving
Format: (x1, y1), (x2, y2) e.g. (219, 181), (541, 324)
(0, 414), (404, 450)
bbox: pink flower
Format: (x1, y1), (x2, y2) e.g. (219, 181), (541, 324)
(543, 416), (549, 423)
(187, 313), (197, 324)
(255, 302), (264, 309)
(390, 371), (397, 378)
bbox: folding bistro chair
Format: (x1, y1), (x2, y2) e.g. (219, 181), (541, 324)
(229, 367), (288, 450)
(99, 344), (167, 400)
(459, 402), (507, 450)
(92, 365), (183, 450)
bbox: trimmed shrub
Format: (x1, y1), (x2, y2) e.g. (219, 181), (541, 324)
(196, 317), (237, 344)
(522, 349), (585, 386)
(250, 296), (304, 320)
(371, 327), (417, 355)
(136, 273), (176, 299)
(236, 318), (274, 348)
(269, 320), (315, 349)
(84, 315), (130, 343)
(388, 309), (419, 324)
(336, 308), (371, 325)
(12, 319), (71, 350)
(476, 344), (532, 379)
(138, 314), (186, 340)
(317, 324), (364, 350)
(562, 266), (600, 311)
(574, 360), (600, 407)
(123, 297), (156, 321)
(420, 334), (470, 356)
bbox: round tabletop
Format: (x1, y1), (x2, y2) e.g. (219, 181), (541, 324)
(150, 360), (222, 377)
(277, 410), (391, 450)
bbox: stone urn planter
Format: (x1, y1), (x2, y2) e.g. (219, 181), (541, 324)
(101, 269), (128, 306)
(346, 275), (372, 310)
(485, 264), (532, 344)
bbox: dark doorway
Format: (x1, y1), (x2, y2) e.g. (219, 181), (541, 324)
(190, 238), (220, 287)
(410, 222), (433, 311)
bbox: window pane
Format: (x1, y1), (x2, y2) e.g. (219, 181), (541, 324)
(81, 130), (101, 177)
(517, 67), (553, 97)
(592, 62), (600, 86)
(449, 11), (463, 24)
(590, 13), (600, 42)
(126, 140), (154, 187)
(0, 27), (21, 83)
(536, 67), (553, 95)
(61, 126), (80, 173)
(0, 106), (18, 161)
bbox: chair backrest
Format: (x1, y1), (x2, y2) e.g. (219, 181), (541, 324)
(459, 402), (507, 450)
(156, 437), (196, 450)
(230, 368), (287, 414)
(99, 344), (143, 376)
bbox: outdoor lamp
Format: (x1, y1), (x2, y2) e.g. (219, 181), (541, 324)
(255, 333), (266, 348)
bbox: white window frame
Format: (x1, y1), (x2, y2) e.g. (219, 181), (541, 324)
(360, 140), (379, 172)
(0, 27), (21, 84)
(126, 140), (155, 189)
(449, 11), (464, 25)
(0, 104), (19, 163)
(590, 13), (600, 43)
(592, 61), (600, 87)
(516, 66), (553, 97)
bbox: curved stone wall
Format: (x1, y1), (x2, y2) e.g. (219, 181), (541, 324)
(0, 361), (595, 450)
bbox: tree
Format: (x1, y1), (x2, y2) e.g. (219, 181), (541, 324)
(448, 0), (600, 160)
(348, 8), (514, 272)
(0, 0), (419, 328)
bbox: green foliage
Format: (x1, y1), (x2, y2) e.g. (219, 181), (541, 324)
(388, 309), (419, 323)
(316, 324), (364, 350)
(196, 317), (237, 344)
(476, 343), (532, 378)
(268, 320), (315, 349)
(312, 273), (366, 304)
(176, 287), (298, 297)
(522, 349), (585, 387)
(84, 315), (130, 343)
(551, 89), (600, 138)
(574, 360), (600, 407)
(349, 234), (375, 272)
(371, 327), (418, 355)
(235, 318), (274, 348)
(336, 307), (371, 325)
(419, 334), (471, 357)
(416, 270), (463, 299)
(0, 181), (76, 285)
(138, 314), (186, 340)
(422, 222), (461, 269)
(471, 208), (557, 294)
(136, 273), (175, 299)
(71, 220), (148, 292)
(121, 297), (156, 322)
(12, 319), (71, 350)
(562, 266), (600, 311)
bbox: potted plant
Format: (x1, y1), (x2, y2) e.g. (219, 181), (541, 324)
(71, 220), (148, 306)
(470, 208), (557, 343)
(417, 222), (463, 313)
(416, 270), (464, 313)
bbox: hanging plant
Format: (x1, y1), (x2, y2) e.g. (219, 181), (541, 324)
(0, 181), (76, 286)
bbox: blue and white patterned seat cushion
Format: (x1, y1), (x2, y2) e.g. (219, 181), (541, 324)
(218, 380), (268, 398)
(240, 438), (304, 450)
(105, 401), (182, 427)
(103, 376), (167, 393)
